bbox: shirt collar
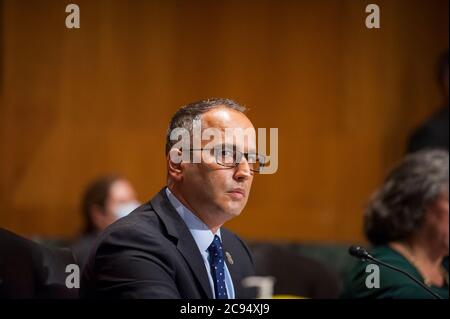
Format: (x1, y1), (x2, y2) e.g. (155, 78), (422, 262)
(165, 187), (221, 253)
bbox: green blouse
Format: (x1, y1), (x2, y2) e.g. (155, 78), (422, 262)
(341, 245), (449, 299)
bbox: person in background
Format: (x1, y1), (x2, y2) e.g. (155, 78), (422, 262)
(71, 175), (139, 268)
(407, 50), (449, 153)
(342, 150), (449, 299)
(407, 50), (449, 272)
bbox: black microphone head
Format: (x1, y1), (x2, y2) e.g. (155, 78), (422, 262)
(348, 245), (370, 259)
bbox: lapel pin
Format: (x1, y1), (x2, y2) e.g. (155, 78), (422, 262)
(225, 251), (234, 265)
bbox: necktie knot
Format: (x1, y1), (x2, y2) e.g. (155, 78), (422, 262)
(208, 235), (224, 258)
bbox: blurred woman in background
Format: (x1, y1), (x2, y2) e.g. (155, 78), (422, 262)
(343, 149), (449, 299)
(71, 175), (139, 268)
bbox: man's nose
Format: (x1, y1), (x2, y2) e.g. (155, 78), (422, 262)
(234, 158), (252, 180)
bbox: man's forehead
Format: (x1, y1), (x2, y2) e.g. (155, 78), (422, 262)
(201, 106), (254, 130)
(199, 107), (256, 151)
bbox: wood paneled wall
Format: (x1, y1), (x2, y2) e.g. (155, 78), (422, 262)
(0, 0), (448, 243)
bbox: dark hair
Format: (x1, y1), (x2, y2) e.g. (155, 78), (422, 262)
(81, 175), (123, 234)
(165, 98), (246, 155)
(364, 149), (449, 245)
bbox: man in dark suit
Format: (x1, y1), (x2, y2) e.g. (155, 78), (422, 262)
(81, 98), (263, 298)
(408, 50), (449, 153)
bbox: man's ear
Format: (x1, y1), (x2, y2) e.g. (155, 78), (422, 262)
(167, 148), (183, 181)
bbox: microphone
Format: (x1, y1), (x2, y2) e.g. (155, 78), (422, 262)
(348, 245), (442, 299)
(348, 245), (372, 260)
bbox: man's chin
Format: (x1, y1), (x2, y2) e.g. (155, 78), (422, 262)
(223, 204), (244, 218)
(214, 200), (246, 221)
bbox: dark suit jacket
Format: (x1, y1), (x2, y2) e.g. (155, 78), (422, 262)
(80, 188), (256, 299)
(0, 228), (78, 299)
(408, 105), (449, 153)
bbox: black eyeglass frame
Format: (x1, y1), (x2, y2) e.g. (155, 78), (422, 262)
(186, 146), (266, 173)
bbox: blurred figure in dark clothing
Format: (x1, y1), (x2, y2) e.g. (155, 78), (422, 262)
(71, 175), (139, 268)
(408, 51), (449, 153)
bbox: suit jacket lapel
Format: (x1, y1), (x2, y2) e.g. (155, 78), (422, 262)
(222, 231), (243, 298)
(150, 189), (213, 299)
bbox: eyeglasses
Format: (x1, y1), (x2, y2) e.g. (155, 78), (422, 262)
(188, 146), (266, 173)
